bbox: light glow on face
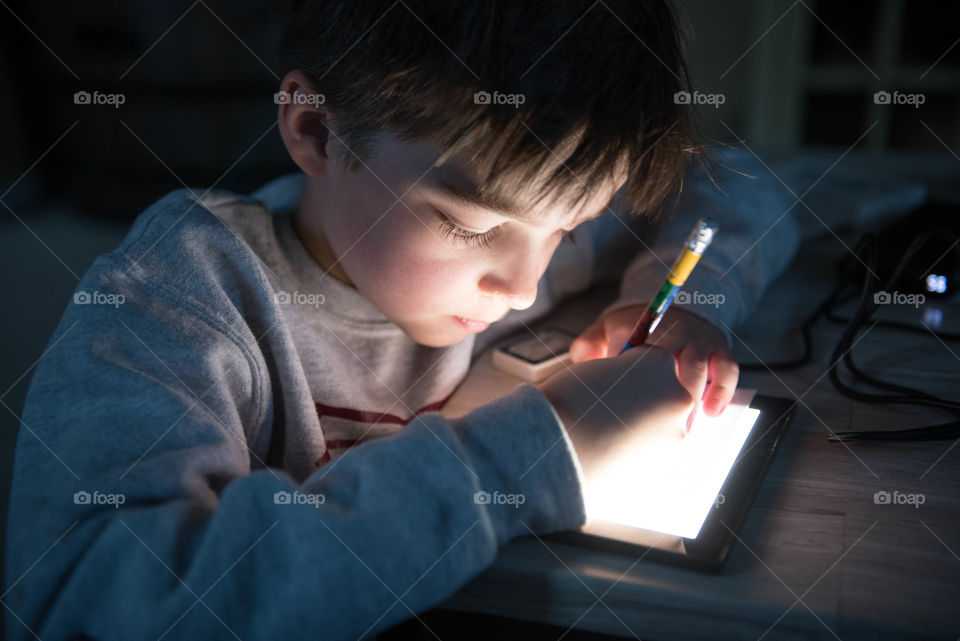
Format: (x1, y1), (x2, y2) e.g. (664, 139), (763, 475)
(584, 390), (760, 540)
(303, 134), (623, 348)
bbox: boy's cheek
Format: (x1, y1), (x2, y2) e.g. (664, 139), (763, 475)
(332, 215), (482, 318)
(366, 253), (471, 315)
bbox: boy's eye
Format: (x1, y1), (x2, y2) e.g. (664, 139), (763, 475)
(433, 210), (502, 249)
(432, 210), (577, 248)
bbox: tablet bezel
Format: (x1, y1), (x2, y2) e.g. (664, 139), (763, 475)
(547, 395), (797, 573)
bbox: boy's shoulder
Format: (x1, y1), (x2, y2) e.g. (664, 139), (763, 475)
(81, 174), (305, 327)
(107, 173), (303, 281)
(122, 173), (302, 266)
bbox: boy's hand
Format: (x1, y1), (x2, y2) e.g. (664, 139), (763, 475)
(539, 345), (694, 488)
(568, 303), (739, 416)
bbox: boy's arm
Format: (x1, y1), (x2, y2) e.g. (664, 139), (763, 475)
(596, 147), (800, 342)
(532, 147), (798, 335)
(561, 147), (799, 414)
(5, 256), (584, 641)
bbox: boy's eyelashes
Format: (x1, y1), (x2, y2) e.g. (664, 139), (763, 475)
(431, 209), (576, 250)
(434, 209), (501, 249)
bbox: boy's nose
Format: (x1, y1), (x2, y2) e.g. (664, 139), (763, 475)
(478, 266), (538, 310)
(477, 234), (556, 311)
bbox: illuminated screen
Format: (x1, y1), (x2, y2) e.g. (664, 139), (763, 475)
(584, 389), (760, 540)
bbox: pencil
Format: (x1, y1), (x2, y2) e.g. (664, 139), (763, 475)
(618, 217), (718, 355)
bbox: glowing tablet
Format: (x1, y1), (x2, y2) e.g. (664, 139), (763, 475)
(584, 389), (759, 539)
(551, 392), (795, 572)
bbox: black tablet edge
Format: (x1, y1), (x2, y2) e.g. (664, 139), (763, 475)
(545, 394), (797, 573)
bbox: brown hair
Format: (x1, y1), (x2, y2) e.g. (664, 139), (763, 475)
(278, 0), (705, 217)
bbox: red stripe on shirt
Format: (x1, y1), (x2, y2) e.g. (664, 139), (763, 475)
(313, 392), (455, 468)
(314, 393), (453, 426)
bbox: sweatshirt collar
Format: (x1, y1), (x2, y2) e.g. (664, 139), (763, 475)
(255, 173), (399, 327)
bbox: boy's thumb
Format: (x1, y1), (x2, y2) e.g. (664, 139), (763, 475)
(570, 322), (608, 362)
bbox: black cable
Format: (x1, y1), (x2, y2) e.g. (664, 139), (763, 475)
(828, 419), (960, 442)
(825, 309), (960, 342)
(739, 282), (847, 371)
(824, 227), (960, 341)
(826, 232), (960, 414)
(739, 225), (960, 441)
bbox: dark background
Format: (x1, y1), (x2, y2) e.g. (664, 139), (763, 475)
(2, 0), (959, 634)
(2, 1), (959, 220)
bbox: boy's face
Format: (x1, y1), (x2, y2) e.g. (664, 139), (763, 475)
(295, 131), (625, 348)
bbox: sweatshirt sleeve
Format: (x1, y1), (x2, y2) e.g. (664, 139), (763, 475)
(598, 147), (801, 344)
(4, 253), (585, 640)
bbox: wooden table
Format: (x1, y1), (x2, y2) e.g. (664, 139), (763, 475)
(439, 232), (960, 641)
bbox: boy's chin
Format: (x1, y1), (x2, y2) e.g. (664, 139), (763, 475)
(399, 319), (476, 349)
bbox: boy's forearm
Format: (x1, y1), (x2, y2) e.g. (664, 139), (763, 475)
(6, 307), (584, 641)
(446, 384), (587, 543)
(602, 147), (800, 338)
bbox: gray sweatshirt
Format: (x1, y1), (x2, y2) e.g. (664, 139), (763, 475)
(4, 149), (798, 640)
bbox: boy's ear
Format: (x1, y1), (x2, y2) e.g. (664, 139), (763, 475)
(277, 70), (337, 178)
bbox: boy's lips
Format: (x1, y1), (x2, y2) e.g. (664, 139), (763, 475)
(452, 315), (491, 332)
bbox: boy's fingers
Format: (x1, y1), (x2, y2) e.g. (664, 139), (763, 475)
(676, 343), (710, 406)
(703, 351), (739, 416)
(603, 323), (633, 358)
(570, 321), (608, 362)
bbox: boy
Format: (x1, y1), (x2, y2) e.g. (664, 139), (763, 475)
(4, 1), (797, 639)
